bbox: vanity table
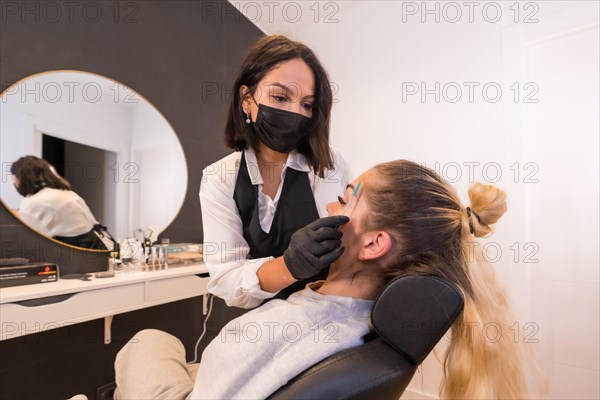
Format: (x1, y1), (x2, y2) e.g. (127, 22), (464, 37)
(0, 263), (209, 343)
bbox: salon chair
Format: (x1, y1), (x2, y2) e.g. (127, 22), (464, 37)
(267, 275), (464, 400)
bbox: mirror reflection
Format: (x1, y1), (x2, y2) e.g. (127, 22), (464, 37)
(0, 70), (187, 250)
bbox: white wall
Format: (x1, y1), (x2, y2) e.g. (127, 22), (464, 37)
(0, 71), (186, 242)
(236, 1), (599, 398)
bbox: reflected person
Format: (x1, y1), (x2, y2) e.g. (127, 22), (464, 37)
(11, 155), (108, 250)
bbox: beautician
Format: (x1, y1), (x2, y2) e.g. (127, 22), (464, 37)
(200, 35), (352, 308)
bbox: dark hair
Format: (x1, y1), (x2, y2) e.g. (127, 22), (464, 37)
(11, 155), (71, 196)
(224, 35), (334, 178)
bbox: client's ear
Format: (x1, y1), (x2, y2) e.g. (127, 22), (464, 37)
(358, 231), (392, 261)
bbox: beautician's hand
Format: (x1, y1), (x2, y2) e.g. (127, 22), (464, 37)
(283, 215), (350, 280)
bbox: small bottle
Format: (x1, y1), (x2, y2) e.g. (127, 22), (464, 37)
(114, 253), (124, 273)
(108, 252), (118, 272)
(163, 245), (169, 269)
(158, 247), (165, 270)
(161, 239), (170, 269)
(150, 246), (157, 271)
(143, 246), (150, 271)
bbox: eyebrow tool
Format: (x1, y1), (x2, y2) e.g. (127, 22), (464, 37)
(342, 182), (362, 217)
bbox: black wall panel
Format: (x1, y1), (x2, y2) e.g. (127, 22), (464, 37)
(0, 0), (263, 256)
(0, 1), (262, 398)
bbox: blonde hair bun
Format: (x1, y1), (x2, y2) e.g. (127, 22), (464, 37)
(467, 182), (507, 238)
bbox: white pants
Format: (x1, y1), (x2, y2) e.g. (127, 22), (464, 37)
(114, 329), (198, 400)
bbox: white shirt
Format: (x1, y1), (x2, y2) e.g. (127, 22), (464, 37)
(18, 187), (99, 237)
(199, 147), (352, 308)
(191, 282), (373, 399)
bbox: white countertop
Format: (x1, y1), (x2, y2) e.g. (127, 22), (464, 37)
(0, 262), (208, 304)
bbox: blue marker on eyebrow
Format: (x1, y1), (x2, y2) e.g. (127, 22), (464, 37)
(342, 182), (361, 216)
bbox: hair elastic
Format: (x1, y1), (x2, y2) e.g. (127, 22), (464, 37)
(466, 207), (482, 235)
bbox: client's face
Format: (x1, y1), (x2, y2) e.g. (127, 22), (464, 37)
(326, 169), (377, 265)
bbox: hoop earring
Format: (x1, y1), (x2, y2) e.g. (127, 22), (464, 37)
(245, 113), (251, 124)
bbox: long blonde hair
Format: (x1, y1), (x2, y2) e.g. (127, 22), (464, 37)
(363, 160), (543, 399)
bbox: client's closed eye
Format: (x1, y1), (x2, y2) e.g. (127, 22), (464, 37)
(337, 195), (347, 205)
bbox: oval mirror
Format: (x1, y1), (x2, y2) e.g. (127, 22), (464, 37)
(0, 70), (187, 251)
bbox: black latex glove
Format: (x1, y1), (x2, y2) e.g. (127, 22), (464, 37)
(283, 215), (350, 280)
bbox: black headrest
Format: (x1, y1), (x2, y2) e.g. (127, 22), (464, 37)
(371, 275), (464, 365)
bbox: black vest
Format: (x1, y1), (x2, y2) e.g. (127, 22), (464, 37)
(233, 152), (326, 300)
(54, 227), (108, 250)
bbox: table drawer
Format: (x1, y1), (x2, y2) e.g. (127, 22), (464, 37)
(147, 275), (208, 303)
(1, 283), (145, 340)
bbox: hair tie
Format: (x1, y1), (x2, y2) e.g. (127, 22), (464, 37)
(466, 207), (482, 235)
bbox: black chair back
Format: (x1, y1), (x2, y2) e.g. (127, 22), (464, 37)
(267, 275), (464, 400)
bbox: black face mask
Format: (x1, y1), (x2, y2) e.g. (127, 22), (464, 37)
(252, 103), (312, 154)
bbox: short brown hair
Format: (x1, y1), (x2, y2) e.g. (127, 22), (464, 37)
(224, 35), (334, 178)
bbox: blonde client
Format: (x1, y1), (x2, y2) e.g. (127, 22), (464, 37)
(114, 160), (539, 399)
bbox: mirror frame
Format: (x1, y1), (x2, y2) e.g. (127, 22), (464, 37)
(1, 70), (188, 252)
